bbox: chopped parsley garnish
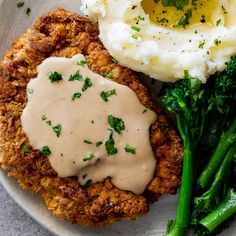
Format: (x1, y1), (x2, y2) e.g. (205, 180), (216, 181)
(216, 19), (221, 26)
(184, 70), (190, 79)
(46, 120), (52, 126)
(143, 109), (148, 113)
(26, 8), (31, 15)
(84, 140), (92, 144)
(42, 146), (51, 156)
(41, 115), (47, 120)
(131, 25), (141, 32)
(221, 5), (227, 14)
(162, 0), (189, 10)
(214, 38), (221, 46)
(112, 58), (118, 64)
(103, 72), (113, 78)
(69, 70), (84, 81)
(53, 124), (62, 137)
(174, 9), (192, 29)
(76, 60), (87, 67)
(198, 41), (205, 49)
(100, 89), (117, 102)
(21, 144), (30, 154)
(27, 88), (33, 94)
(96, 141), (103, 147)
(83, 179), (92, 188)
(82, 77), (92, 91)
(158, 18), (168, 24)
(108, 115), (125, 134)
(72, 92), (82, 101)
(131, 34), (138, 40)
(105, 130), (118, 156)
(17, 2), (24, 8)
(83, 153), (95, 161)
(82, 174), (87, 179)
(124, 145), (136, 154)
(48, 71), (63, 83)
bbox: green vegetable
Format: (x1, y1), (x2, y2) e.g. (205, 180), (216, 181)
(41, 146), (51, 156)
(100, 89), (117, 102)
(162, 77), (206, 236)
(199, 189), (236, 233)
(82, 77), (92, 91)
(197, 118), (236, 189)
(52, 124), (62, 137)
(124, 145), (136, 154)
(105, 130), (117, 156)
(27, 88), (33, 94)
(108, 115), (125, 134)
(69, 70), (84, 81)
(162, 56), (236, 236)
(191, 144), (236, 230)
(48, 71), (63, 83)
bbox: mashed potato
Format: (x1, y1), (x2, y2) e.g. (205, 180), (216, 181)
(81, 0), (236, 82)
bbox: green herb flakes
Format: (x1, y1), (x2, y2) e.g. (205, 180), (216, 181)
(82, 77), (92, 91)
(174, 9), (192, 29)
(103, 72), (113, 78)
(132, 34), (138, 40)
(216, 19), (221, 26)
(143, 109), (148, 113)
(131, 25), (141, 32)
(42, 146), (51, 156)
(96, 141), (103, 147)
(108, 115), (125, 134)
(21, 144), (30, 154)
(84, 140), (92, 144)
(27, 88), (33, 94)
(46, 120), (52, 126)
(17, 2), (24, 8)
(48, 71), (63, 83)
(76, 60), (87, 67)
(83, 179), (92, 188)
(83, 153), (95, 161)
(198, 41), (205, 49)
(105, 130), (118, 156)
(82, 174), (87, 179)
(53, 124), (62, 137)
(124, 145), (136, 154)
(112, 58), (118, 64)
(26, 8), (31, 15)
(214, 38), (222, 46)
(72, 92), (82, 101)
(69, 70), (84, 81)
(41, 115), (47, 121)
(100, 89), (117, 102)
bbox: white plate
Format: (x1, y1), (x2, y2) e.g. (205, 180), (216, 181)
(0, 0), (235, 235)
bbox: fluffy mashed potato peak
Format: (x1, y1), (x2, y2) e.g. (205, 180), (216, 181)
(81, 0), (236, 83)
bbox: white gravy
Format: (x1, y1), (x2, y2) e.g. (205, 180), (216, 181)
(21, 54), (157, 194)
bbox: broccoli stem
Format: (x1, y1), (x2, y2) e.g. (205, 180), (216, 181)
(197, 116), (236, 189)
(199, 189), (236, 232)
(166, 115), (194, 236)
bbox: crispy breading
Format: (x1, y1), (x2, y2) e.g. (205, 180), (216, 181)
(0, 8), (183, 226)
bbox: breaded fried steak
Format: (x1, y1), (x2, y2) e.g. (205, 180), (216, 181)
(0, 8), (183, 226)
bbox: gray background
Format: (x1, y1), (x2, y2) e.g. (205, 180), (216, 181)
(0, 184), (52, 236)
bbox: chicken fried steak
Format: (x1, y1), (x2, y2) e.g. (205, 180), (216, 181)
(0, 8), (183, 226)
